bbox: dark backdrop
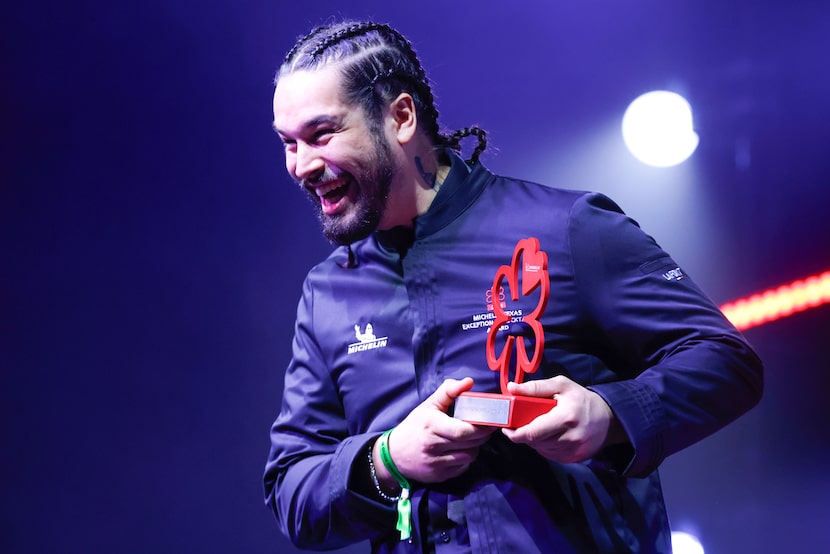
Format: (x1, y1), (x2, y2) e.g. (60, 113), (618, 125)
(3, 1), (829, 552)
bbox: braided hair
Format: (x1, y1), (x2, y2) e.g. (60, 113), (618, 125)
(278, 21), (488, 165)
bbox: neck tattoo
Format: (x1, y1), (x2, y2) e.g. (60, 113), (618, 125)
(414, 156), (437, 188)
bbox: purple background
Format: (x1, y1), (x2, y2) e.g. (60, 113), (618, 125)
(3, 1), (829, 552)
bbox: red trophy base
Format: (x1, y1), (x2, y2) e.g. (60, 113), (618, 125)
(454, 391), (557, 429)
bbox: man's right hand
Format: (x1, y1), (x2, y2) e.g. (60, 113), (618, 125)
(374, 378), (496, 487)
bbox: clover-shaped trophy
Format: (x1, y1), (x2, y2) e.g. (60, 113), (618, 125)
(453, 237), (557, 428)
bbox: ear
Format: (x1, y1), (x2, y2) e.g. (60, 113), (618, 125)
(387, 93), (418, 145)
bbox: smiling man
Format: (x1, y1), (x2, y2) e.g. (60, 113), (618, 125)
(273, 64), (398, 244)
(263, 21), (763, 554)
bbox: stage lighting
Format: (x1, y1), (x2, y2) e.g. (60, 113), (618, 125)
(622, 91), (699, 167)
(671, 531), (705, 554)
(720, 270), (830, 331)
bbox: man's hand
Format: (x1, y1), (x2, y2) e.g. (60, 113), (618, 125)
(381, 378), (496, 484)
(501, 375), (624, 463)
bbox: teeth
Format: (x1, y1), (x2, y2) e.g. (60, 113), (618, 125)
(316, 180), (347, 197)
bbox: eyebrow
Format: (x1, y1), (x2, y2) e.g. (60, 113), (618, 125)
(272, 114), (342, 136)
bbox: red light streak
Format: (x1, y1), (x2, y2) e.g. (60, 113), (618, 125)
(720, 270), (830, 331)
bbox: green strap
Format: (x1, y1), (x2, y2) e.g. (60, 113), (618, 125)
(378, 429), (411, 541)
(396, 489), (411, 541)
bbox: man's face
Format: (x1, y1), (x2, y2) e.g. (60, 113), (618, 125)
(272, 65), (395, 245)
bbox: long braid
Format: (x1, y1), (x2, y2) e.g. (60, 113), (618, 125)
(278, 21), (488, 164)
(446, 126), (489, 166)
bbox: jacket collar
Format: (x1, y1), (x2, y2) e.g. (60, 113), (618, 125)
(373, 151), (491, 253)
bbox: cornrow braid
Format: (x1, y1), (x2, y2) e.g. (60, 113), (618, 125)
(308, 22), (390, 59)
(278, 21), (488, 163)
(362, 24), (443, 149)
(281, 25), (325, 67)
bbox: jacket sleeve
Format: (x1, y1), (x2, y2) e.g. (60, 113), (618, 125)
(568, 193), (764, 478)
(263, 277), (395, 549)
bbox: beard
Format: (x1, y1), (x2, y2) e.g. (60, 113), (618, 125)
(305, 134), (395, 246)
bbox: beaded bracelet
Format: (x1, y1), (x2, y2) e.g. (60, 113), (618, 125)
(367, 443), (399, 503)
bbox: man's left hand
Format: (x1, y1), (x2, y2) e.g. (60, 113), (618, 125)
(501, 375), (621, 463)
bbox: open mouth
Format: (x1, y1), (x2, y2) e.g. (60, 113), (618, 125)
(316, 179), (351, 215)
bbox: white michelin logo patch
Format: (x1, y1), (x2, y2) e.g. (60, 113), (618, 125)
(348, 323), (389, 354)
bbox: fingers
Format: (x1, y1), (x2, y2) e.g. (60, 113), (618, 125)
(426, 377), (475, 413)
(432, 445), (481, 469)
(506, 374), (570, 398)
(502, 414), (560, 444)
(428, 413), (497, 448)
(503, 377), (570, 445)
(415, 448), (481, 483)
(428, 378), (498, 442)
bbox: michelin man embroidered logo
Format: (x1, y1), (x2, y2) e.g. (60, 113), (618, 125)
(354, 323), (377, 342)
(348, 323), (388, 355)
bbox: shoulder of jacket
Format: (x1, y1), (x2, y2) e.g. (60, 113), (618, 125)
(485, 171), (598, 205)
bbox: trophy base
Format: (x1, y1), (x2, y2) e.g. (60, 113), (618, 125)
(453, 392), (557, 428)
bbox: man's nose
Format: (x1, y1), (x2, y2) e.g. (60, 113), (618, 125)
(293, 142), (324, 182)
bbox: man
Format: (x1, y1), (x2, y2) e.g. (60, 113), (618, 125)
(263, 21), (763, 553)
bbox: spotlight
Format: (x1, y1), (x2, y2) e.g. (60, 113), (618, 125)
(622, 91), (699, 167)
(671, 531), (705, 554)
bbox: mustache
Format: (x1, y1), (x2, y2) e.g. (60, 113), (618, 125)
(300, 165), (343, 188)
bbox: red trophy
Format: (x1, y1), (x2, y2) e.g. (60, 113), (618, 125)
(453, 237), (557, 428)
